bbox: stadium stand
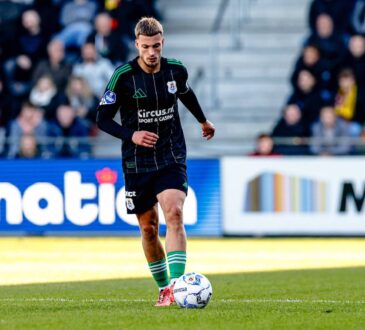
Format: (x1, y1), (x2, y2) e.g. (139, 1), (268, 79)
(2, 0), (365, 157)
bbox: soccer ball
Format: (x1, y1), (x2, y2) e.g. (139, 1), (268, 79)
(173, 272), (213, 308)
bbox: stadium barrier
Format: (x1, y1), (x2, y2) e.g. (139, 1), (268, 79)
(0, 159), (220, 236)
(1, 157), (365, 236)
(222, 157), (365, 236)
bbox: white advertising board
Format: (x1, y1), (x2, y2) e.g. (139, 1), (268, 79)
(222, 157), (365, 236)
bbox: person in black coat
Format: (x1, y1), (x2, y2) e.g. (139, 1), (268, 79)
(288, 69), (333, 130)
(308, 0), (355, 35)
(341, 35), (365, 91)
(86, 12), (129, 65)
(272, 104), (310, 155)
(290, 44), (331, 91)
(305, 13), (347, 87)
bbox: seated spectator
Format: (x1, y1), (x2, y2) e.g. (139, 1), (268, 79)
(65, 75), (98, 124)
(291, 44), (329, 90)
(310, 106), (354, 155)
(288, 69), (331, 129)
(334, 68), (365, 125)
(249, 133), (281, 157)
(108, 0), (161, 40)
(342, 35), (365, 90)
(3, 9), (48, 117)
(272, 104), (309, 155)
(0, 74), (11, 131)
(55, 0), (98, 50)
(32, 39), (72, 91)
(309, 0), (355, 35)
(305, 13), (347, 85)
(86, 12), (129, 65)
(7, 102), (47, 158)
(0, 1), (25, 63)
(16, 134), (40, 159)
(47, 103), (91, 158)
(3, 54), (34, 118)
(29, 75), (62, 120)
(350, 0), (365, 36)
(72, 42), (114, 98)
(32, 0), (61, 40)
(12, 9), (48, 64)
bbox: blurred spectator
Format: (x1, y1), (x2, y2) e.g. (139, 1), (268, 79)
(305, 14), (347, 85)
(3, 9), (48, 117)
(342, 35), (365, 90)
(47, 103), (91, 158)
(334, 68), (365, 124)
(32, 0), (61, 40)
(72, 42), (114, 97)
(309, 0), (355, 35)
(310, 106), (353, 155)
(3, 54), (34, 118)
(7, 102), (47, 158)
(272, 104), (309, 155)
(65, 75), (98, 124)
(0, 74), (11, 130)
(249, 133), (281, 157)
(12, 9), (48, 63)
(0, 1), (25, 63)
(32, 39), (72, 91)
(16, 134), (39, 158)
(108, 0), (162, 40)
(86, 12), (129, 65)
(291, 44), (328, 90)
(288, 70), (331, 129)
(29, 75), (62, 120)
(350, 0), (365, 35)
(55, 0), (98, 50)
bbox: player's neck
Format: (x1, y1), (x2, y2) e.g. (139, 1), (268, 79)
(137, 57), (161, 74)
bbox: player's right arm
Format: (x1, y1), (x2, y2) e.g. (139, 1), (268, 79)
(96, 66), (158, 147)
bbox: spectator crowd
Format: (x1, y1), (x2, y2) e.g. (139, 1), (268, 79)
(0, 0), (160, 158)
(254, 0), (365, 157)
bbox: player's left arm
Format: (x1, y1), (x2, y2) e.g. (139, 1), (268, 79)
(177, 67), (215, 140)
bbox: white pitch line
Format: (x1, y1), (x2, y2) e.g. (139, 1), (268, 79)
(0, 298), (364, 304)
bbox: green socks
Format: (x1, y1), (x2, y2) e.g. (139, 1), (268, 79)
(167, 250), (187, 282)
(148, 259), (169, 289)
(148, 251), (187, 289)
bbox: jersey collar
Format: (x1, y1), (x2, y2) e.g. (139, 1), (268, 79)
(132, 56), (167, 74)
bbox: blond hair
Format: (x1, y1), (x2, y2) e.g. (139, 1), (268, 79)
(135, 17), (163, 38)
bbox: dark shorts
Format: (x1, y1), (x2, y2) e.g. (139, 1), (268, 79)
(123, 163), (188, 214)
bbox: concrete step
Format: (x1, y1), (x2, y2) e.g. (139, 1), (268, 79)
(163, 32), (304, 50)
(164, 51), (297, 68)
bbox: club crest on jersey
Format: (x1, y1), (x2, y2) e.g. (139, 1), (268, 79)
(126, 198), (135, 210)
(100, 90), (116, 105)
(167, 81), (177, 94)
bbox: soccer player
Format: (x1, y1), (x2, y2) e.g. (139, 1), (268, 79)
(96, 17), (215, 306)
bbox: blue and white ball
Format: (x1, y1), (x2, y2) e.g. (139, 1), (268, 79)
(173, 272), (213, 308)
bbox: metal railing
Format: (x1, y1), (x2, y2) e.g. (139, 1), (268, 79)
(209, 0), (254, 107)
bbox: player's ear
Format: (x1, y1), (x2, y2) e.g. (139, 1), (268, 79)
(135, 39), (139, 50)
(161, 37), (165, 47)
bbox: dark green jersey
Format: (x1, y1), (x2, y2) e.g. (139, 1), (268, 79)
(96, 57), (206, 174)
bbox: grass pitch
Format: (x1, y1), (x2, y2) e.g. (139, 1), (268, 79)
(1, 238), (365, 329)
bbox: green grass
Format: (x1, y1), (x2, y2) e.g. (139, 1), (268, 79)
(1, 267), (365, 330)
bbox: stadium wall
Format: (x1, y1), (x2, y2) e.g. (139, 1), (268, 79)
(1, 158), (365, 236)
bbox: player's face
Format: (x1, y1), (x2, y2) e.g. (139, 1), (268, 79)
(136, 34), (164, 69)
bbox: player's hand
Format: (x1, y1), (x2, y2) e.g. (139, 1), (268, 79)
(132, 131), (159, 148)
(201, 120), (215, 140)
